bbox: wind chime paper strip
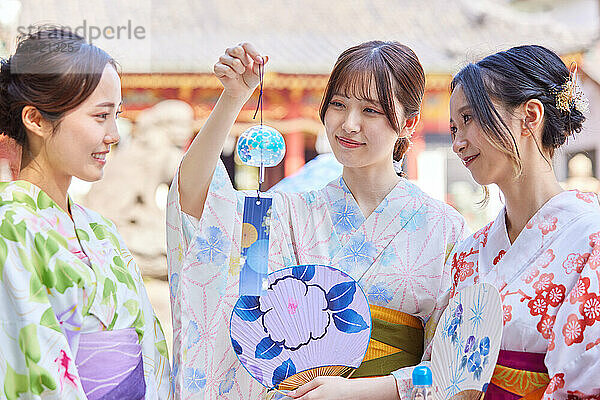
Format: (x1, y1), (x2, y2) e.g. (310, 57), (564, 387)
(239, 196), (273, 296)
(431, 282), (503, 400)
(230, 264), (372, 391)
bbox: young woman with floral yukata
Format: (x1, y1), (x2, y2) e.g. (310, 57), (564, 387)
(0, 27), (171, 399)
(167, 41), (468, 399)
(447, 45), (600, 399)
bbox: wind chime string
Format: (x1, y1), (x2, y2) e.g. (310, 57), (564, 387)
(252, 62), (265, 201)
(253, 62), (264, 124)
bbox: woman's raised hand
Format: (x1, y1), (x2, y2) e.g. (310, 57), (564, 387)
(214, 42), (266, 99)
(179, 42), (267, 219)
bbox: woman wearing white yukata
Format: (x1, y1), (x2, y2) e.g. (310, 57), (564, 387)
(0, 27), (171, 399)
(167, 41), (468, 399)
(447, 45), (600, 398)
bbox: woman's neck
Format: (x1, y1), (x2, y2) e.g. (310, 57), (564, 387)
(498, 165), (563, 244)
(19, 161), (72, 216)
(342, 162), (400, 218)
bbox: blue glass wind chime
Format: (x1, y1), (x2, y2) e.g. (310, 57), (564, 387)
(235, 63), (286, 296)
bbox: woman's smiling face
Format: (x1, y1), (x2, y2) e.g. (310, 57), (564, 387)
(324, 79), (404, 170)
(449, 85), (514, 186)
(44, 64), (122, 182)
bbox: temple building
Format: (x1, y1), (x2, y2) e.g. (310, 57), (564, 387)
(1, 0), (599, 198)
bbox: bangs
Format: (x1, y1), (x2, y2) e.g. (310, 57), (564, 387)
(321, 50), (400, 131)
(332, 67), (377, 101)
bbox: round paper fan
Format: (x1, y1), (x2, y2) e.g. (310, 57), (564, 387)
(431, 282), (503, 400)
(230, 264), (372, 391)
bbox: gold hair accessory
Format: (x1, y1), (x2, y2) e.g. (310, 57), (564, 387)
(554, 62), (589, 113)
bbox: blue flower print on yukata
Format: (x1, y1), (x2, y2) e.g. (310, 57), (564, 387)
(338, 233), (377, 273)
(169, 272), (179, 301)
(209, 162), (228, 191)
(184, 368), (206, 392)
(171, 362), (179, 394)
(403, 181), (424, 198)
(186, 321), (201, 349)
(331, 198), (362, 235)
(399, 209), (426, 232)
(378, 247), (395, 267)
(219, 367), (236, 395)
(301, 191), (318, 205)
(196, 226), (230, 265)
(327, 232), (341, 259)
(367, 283), (393, 305)
(372, 197), (390, 214)
(338, 177), (352, 194)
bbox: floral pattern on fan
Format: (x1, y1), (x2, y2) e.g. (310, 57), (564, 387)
(432, 283), (502, 400)
(230, 265), (371, 389)
(459, 335), (491, 380)
(445, 304), (463, 343)
(260, 277), (329, 350)
(444, 302), (493, 380)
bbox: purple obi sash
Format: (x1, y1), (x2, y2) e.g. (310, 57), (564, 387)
(75, 328), (146, 400)
(496, 349), (547, 372)
(486, 350), (549, 399)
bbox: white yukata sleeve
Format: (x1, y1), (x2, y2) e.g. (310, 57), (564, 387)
(166, 158), (244, 398)
(0, 228), (89, 399)
(166, 158), (238, 257)
(165, 155), (241, 291)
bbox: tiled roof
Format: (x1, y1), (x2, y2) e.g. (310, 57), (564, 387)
(14, 0), (599, 74)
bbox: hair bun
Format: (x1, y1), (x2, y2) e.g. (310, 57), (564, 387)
(561, 106), (585, 139)
(543, 99), (586, 149)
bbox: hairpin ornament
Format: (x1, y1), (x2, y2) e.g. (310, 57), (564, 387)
(554, 62), (589, 114)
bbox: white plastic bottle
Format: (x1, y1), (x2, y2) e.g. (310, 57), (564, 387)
(411, 365), (432, 400)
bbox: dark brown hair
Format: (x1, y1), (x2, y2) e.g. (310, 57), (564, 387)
(319, 40), (425, 162)
(451, 45), (585, 177)
(0, 25), (118, 148)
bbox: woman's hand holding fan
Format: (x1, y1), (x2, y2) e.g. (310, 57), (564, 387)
(289, 375), (399, 400)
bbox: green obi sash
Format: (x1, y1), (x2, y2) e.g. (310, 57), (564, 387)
(352, 304), (424, 378)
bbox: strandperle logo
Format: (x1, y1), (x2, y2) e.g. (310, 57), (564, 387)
(17, 20), (146, 44)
